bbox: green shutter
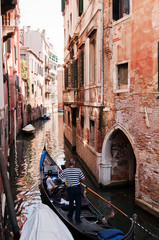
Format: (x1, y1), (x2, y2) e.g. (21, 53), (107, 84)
(61, 0), (66, 12)
(79, 0), (83, 16)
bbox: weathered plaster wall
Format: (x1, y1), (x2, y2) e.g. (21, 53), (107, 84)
(103, 0), (159, 215)
(76, 135), (101, 179)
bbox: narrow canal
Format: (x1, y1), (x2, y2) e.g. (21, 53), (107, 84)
(4, 113), (159, 240)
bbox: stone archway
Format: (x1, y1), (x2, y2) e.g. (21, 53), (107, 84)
(99, 124), (136, 186)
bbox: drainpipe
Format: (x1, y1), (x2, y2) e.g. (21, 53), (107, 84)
(101, 0), (104, 104)
(0, 151), (20, 240)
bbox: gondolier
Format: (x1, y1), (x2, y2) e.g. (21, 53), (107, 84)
(59, 159), (85, 225)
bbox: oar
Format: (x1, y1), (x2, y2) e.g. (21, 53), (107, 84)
(81, 183), (159, 239)
(81, 183), (130, 219)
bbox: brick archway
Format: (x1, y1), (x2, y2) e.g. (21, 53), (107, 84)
(99, 124), (136, 186)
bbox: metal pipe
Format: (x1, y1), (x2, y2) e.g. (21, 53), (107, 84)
(158, 42), (159, 91)
(101, 0), (104, 104)
(0, 151), (20, 240)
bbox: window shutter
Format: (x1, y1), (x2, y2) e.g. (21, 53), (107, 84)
(61, 0), (66, 12)
(79, 0), (83, 16)
(73, 59), (78, 88)
(79, 51), (84, 87)
(118, 63), (128, 85)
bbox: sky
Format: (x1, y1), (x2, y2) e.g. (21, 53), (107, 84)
(19, 0), (64, 63)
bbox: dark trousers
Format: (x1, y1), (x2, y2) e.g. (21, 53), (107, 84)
(68, 185), (81, 222)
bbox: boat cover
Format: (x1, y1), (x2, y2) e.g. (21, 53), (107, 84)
(23, 124), (35, 130)
(20, 203), (74, 240)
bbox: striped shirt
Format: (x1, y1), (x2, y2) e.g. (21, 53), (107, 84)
(59, 168), (85, 187)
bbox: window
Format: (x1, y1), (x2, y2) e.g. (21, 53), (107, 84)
(7, 39), (11, 53)
(8, 13), (10, 25)
(32, 84), (34, 94)
(79, 50), (84, 87)
(113, 0), (130, 21)
(73, 59), (78, 88)
(90, 119), (95, 147)
(70, 13), (72, 37)
(116, 63), (128, 90)
(81, 115), (84, 139)
(14, 46), (17, 63)
(16, 75), (19, 90)
(89, 32), (96, 84)
(68, 111), (70, 126)
(79, 0), (83, 16)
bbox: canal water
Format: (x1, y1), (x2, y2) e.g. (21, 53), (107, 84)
(4, 113), (159, 240)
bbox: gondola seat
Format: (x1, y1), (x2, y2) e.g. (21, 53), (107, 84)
(44, 165), (58, 177)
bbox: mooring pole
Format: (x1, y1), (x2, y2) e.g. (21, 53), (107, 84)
(0, 151), (20, 240)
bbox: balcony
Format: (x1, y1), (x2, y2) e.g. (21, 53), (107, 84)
(63, 88), (84, 104)
(1, 0), (17, 15)
(63, 86), (101, 105)
(2, 12), (16, 42)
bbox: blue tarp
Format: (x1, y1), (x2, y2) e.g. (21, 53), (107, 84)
(97, 228), (124, 240)
(40, 150), (46, 171)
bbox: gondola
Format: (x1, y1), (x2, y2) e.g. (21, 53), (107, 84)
(39, 147), (135, 240)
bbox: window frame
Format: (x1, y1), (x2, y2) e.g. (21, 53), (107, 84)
(89, 118), (95, 148)
(114, 61), (130, 93)
(81, 115), (84, 139)
(89, 31), (97, 85)
(112, 0), (131, 22)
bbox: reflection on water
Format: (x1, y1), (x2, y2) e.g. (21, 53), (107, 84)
(5, 112), (159, 240)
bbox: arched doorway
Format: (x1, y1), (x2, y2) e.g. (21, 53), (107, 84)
(100, 124), (136, 186)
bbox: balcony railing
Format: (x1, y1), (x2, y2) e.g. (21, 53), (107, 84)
(63, 86), (101, 104)
(63, 89), (84, 103)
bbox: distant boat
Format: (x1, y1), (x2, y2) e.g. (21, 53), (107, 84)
(41, 113), (51, 120)
(20, 203), (74, 240)
(22, 124), (35, 134)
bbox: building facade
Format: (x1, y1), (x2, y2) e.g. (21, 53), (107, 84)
(49, 46), (58, 113)
(62, 0), (103, 179)
(20, 46), (44, 122)
(62, 0), (159, 218)
(1, 0), (21, 238)
(57, 64), (64, 111)
(20, 27), (58, 114)
(102, 0), (159, 218)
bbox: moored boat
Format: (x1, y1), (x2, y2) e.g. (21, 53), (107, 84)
(22, 124), (35, 134)
(39, 147), (135, 240)
(20, 203), (74, 240)
(41, 113), (51, 120)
